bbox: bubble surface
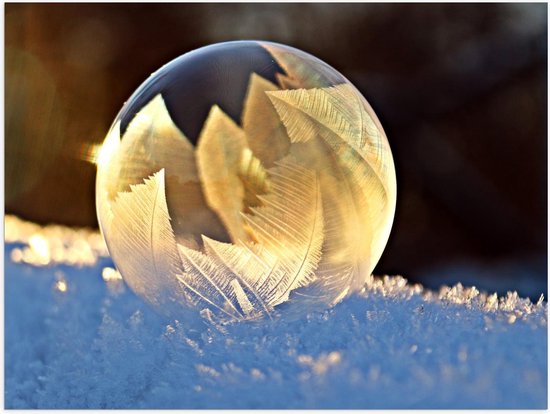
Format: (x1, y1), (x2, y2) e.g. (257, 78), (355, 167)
(96, 41), (396, 321)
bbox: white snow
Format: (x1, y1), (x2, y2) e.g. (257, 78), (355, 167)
(4, 215), (547, 408)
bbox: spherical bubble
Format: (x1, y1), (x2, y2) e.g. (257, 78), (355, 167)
(96, 41), (396, 322)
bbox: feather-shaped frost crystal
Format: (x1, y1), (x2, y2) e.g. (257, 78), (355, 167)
(96, 41), (396, 321)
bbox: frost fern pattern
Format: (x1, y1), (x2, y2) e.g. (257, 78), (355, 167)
(96, 41), (396, 320)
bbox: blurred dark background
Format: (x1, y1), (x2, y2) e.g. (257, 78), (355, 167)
(5, 3), (547, 299)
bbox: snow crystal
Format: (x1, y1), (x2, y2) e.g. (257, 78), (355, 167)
(5, 215), (109, 267)
(4, 216), (547, 409)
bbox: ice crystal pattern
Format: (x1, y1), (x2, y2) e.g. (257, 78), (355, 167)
(96, 41), (396, 321)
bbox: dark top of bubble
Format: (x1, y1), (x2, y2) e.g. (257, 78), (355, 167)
(118, 41), (286, 144)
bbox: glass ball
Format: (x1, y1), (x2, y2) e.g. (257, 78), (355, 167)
(96, 41), (396, 322)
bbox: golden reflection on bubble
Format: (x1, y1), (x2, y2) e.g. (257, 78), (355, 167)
(96, 41), (396, 321)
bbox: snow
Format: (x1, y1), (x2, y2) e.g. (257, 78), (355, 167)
(4, 216), (548, 409)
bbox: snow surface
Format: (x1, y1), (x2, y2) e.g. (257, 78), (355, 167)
(4, 216), (548, 409)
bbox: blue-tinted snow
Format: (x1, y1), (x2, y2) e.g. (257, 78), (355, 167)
(4, 242), (547, 409)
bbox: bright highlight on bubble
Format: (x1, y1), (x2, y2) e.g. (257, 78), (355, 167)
(96, 41), (396, 321)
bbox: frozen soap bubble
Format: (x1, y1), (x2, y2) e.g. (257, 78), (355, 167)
(96, 41), (396, 322)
